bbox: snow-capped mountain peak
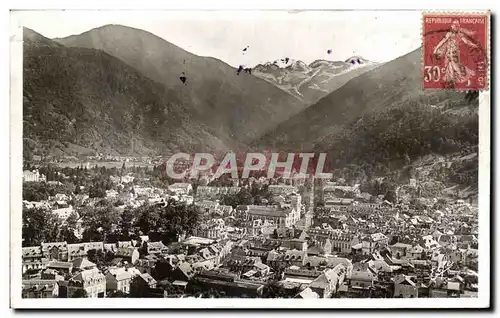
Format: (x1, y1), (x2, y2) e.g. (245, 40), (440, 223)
(252, 55), (378, 104)
(345, 56), (369, 65)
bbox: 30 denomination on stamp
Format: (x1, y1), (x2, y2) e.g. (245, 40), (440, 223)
(423, 13), (489, 90)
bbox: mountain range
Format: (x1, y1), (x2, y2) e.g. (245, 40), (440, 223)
(252, 57), (377, 104)
(23, 28), (231, 158)
(23, 24), (478, 190)
(55, 25), (307, 145)
(254, 48), (475, 151)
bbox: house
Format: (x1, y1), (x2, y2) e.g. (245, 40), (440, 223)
(446, 281), (461, 298)
(52, 206), (76, 222)
(438, 234), (458, 246)
(105, 267), (133, 294)
(325, 198), (355, 211)
(193, 269), (265, 298)
(407, 245), (424, 259)
(420, 235), (441, 250)
(42, 242), (68, 261)
(268, 185), (299, 196)
(72, 258), (97, 271)
(138, 272), (157, 289)
(118, 240), (138, 248)
(361, 233), (388, 255)
(367, 259), (393, 283)
(115, 247), (140, 265)
(295, 287), (319, 299)
(67, 268), (106, 298)
(390, 243), (412, 259)
(266, 249), (306, 268)
(40, 268), (65, 281)
(168, 183), (193, 195)
(330, 235), (356, 254)
(196, 218), (227, 240)
(394, 275), (418, 298)
(23, 170), (46, 183)
(246, 205), (300, 234)
(308, 264), (346, 298)
(22, 280), (59, 298)
(67, 242), (104, 261)
(46, 261), (73, 274)
(196, 186), (241, 200)
(282, 267), (323, 286)
(350, 267), (374, 290)
(463, 248), (478, 268)
(171, 261), (197, 282)
(147, 241), (168, 256)
(22, 246), (47, 273)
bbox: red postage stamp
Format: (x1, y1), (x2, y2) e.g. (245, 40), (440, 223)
(422, 12), (489, 90)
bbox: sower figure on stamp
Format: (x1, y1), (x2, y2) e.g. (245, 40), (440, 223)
(433, 20), (478, 88)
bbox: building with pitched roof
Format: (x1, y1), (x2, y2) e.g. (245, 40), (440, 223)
(22, 279), (59, 298)
(105, 267), (133, 294)
(22, 246), (47, 273)
(68, 268), (106, 298)
(67, 242), (104, 261)
(394, 275), (418, 298)
(308, 264), (346, 298)
(41, 242), (68, 261)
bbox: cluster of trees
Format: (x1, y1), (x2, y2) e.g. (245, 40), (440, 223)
(23, 182), (74, 202)
(359, 178), (398, 202)
(134, 200), (201, 244)
(320, 99), (479, 186)
(22, 207), (79, 246)
(219, 184), (272, 207)
(78, 198), (201, 244)
(22, 197), (201, 247)
(261, 280), (299, 298)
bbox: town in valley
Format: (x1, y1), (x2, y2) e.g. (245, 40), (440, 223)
(21, 153), (479, 299)
(18, 11), (482, 302)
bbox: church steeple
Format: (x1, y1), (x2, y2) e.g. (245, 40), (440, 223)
(305, 175), (315, 229)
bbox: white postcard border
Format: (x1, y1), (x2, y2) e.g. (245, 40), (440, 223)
(9, 8), (491, 309)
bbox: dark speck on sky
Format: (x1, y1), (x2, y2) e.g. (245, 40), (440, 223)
(327, 49), (332, 54)
(179, 72), (187, 84)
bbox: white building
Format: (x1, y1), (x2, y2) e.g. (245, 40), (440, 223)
(23, 170), (46, 182)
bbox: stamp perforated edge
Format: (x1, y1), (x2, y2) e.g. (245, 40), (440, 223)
(420, 10), (491, 91)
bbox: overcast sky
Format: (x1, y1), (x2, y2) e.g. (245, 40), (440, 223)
(12, 10), (422, 67)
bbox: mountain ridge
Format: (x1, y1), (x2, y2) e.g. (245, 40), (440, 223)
(23, 27), (233, 159)
(252, 55), (378, 104)
(55, 24), (308, 144)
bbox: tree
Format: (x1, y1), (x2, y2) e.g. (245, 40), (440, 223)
(383, 189), (397, 203)
(134, 200), (201, 244)
(23, 182), (50, 202)
(234, 188), (254, 206)
(81, 204), (121, 242)
(89, 182), (106, 198)
(22, 207), (61, 247)
(119, 207), (136, 240)
(72, 289), (88, 298)
(262, 280), (297, 298)
(108, 290), (127, 298)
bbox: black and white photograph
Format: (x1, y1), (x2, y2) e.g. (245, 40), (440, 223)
(9, 8), (491, 309)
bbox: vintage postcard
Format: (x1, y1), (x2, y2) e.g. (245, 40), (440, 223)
(9, 9), (491, 309)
